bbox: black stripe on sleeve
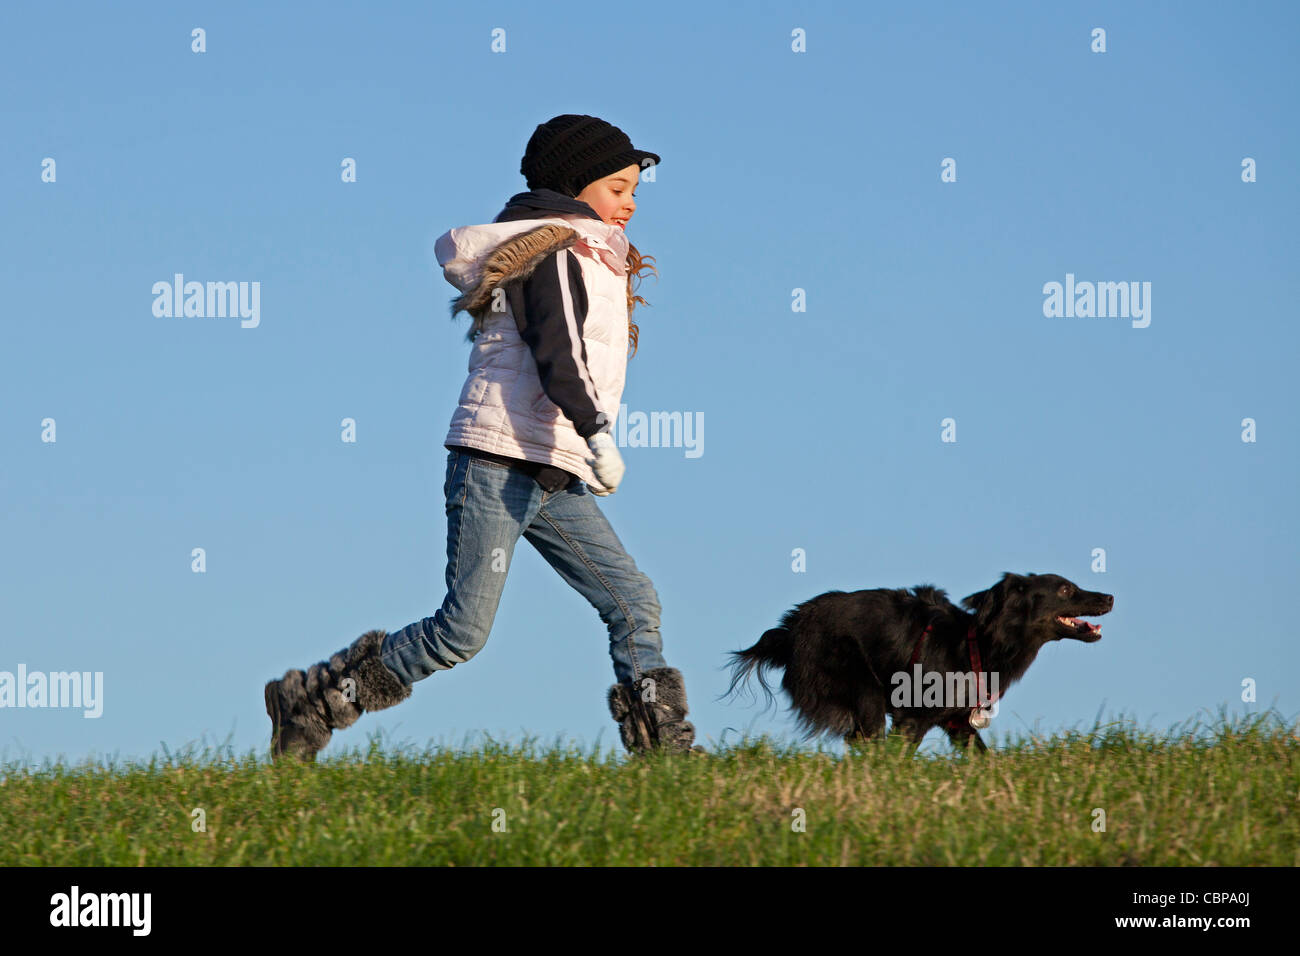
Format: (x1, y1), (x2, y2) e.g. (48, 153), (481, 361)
(509, 248), (609, 438)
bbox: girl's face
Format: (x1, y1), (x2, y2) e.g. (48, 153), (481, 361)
(575, 163), (642, 231)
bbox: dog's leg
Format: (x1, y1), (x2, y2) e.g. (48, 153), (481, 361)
(943, 723), (988, 754)
(887, 715), (931, 752)
(844, 699), (888, 751)
(844, 719), (877, 750)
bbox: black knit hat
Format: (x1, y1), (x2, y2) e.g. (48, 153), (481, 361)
(521, 114), (661, 198)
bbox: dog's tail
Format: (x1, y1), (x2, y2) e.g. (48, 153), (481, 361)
(723, 626), (792, 709)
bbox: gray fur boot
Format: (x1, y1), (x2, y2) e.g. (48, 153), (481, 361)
(607, 667), (706, 755)
(264, 629), (411, 763)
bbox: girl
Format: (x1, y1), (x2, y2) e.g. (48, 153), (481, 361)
(264, 114), (703, 761)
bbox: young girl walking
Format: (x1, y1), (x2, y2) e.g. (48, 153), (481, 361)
(264, 114), (703, 761)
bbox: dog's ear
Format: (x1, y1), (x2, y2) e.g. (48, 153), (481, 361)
(961, 573), (1025, 632)
(961, 572), (1017, 609)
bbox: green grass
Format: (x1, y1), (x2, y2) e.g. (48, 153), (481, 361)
(2, 711), (1296, 866)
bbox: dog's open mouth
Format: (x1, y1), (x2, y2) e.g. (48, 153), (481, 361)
(1056, 615), (1103, 640)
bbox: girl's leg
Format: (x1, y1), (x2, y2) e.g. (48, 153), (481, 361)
(520, 479), (670, 686)
(520, 478), (701, 753)
(380, 450), (545, 684)
(266, 449), (546, 762)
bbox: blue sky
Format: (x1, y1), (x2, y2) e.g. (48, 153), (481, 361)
(1, 1), (1296, 766)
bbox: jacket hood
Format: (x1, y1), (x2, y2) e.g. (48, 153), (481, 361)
(435, 188), (628, 297)
(492, 187), (601, 223)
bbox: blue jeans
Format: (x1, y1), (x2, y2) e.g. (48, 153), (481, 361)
(380, 448), (670, 688)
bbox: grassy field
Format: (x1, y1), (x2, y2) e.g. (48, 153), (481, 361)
(2, 712), (1296, 866)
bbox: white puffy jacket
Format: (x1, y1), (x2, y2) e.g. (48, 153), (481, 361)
(434, 205), (631, 492)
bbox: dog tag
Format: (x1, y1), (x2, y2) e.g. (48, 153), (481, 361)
(968, 708), (991, 730)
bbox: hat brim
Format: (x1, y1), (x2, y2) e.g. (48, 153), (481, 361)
(631, 149), (660, 169)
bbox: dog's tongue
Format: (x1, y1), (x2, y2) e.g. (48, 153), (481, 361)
(1063, 616), (1101, 633)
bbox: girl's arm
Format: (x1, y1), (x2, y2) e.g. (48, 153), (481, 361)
(505, 247), (610, 438)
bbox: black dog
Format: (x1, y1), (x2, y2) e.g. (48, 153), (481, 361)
(725, 572), (1113, 752)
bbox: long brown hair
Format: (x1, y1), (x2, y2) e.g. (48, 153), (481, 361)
(625, 240), (657, 358)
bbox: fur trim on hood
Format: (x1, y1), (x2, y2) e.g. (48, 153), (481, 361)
(449, 223), (582, 321)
